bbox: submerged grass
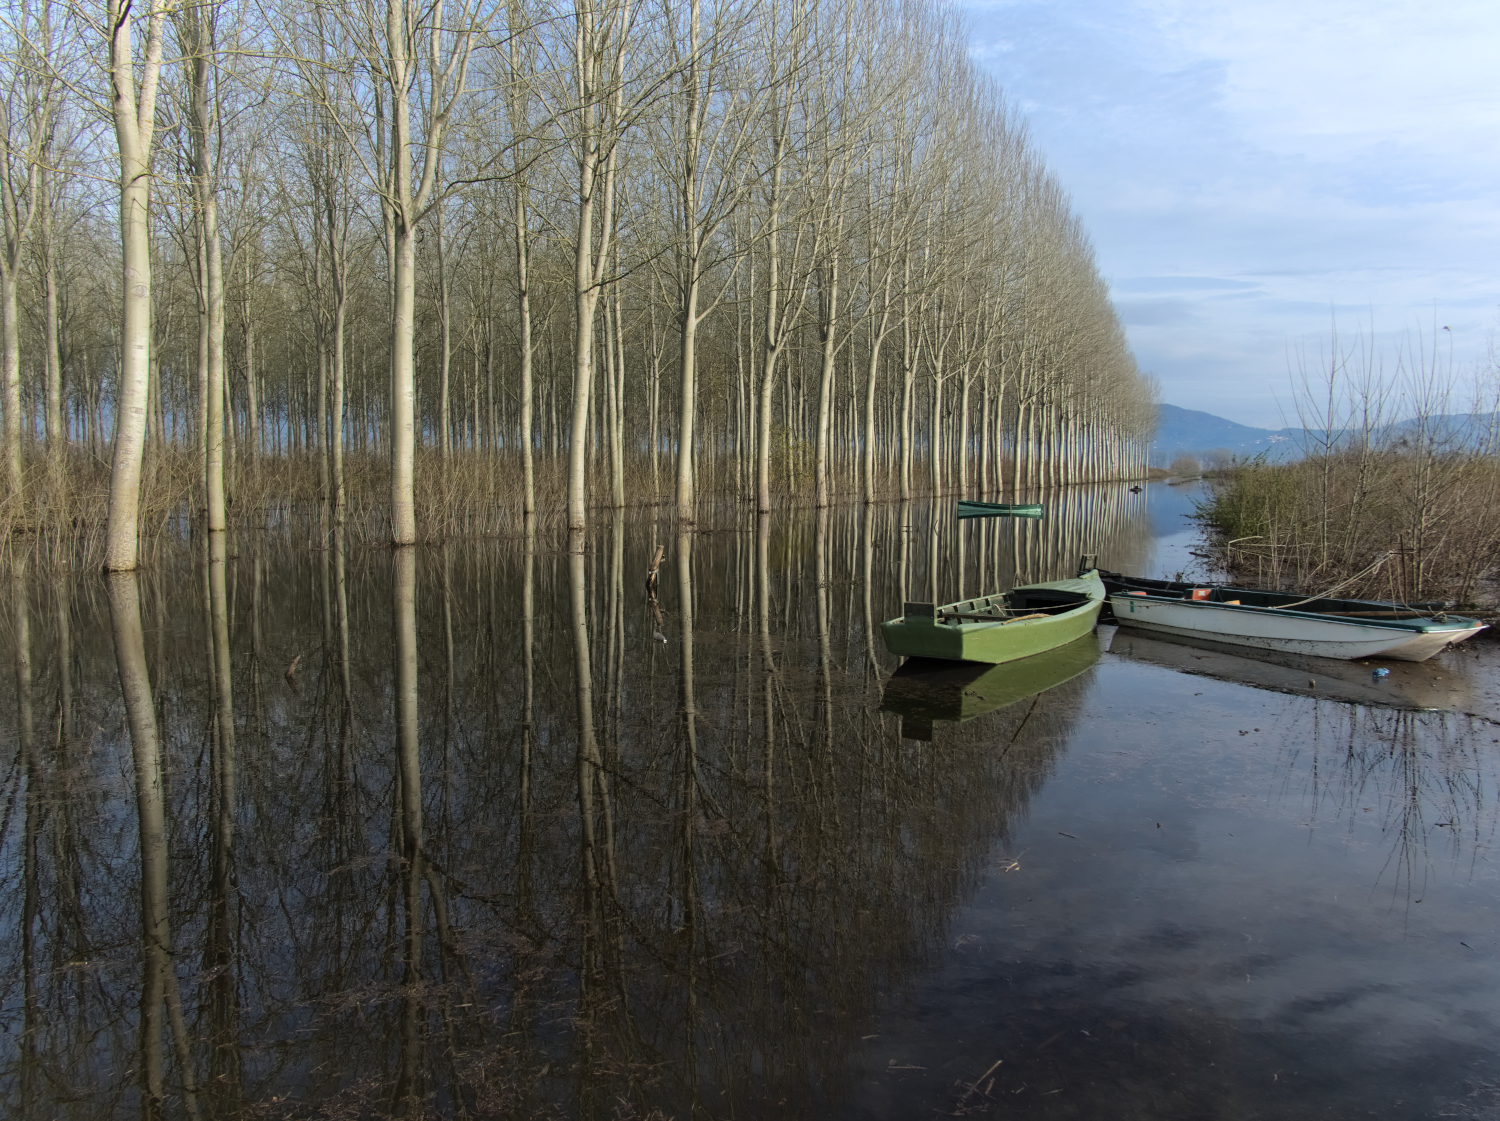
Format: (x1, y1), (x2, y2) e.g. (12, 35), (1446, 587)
(0, 443), (1016, 568)
(0, 446), (665, 565)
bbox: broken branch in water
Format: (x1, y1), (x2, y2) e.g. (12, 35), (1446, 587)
(645, 544), (665, 594)
(955, 1058), (1005, 1109)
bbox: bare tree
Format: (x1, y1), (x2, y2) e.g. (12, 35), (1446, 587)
(101, 0), (167, 570)
(0, 0), (65, 501)
(653, 0), (765, 522)
(559, 0), (633, 532)
(329, 0), (480, 544)
(173, 0), (232, 529)
(502, 0), (540, 512)
(0, 0), (1156, 551)
(752, 0), (817, 513)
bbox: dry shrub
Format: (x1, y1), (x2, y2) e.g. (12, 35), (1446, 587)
(1199, 447), (1500, 605)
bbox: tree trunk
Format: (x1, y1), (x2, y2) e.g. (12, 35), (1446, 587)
(40, 171), (62, 450)
(814, 256), (839, 508)
(437, 194), (451, 459)
(202, 174), (227, 531)
(675, 275), (700, 520)
(515, 180), (535, 513)
(242, 259), (258, 462)
(390, 220), (418, 543)
(104, 0), (165, 571)
(1, 271), (21, 498)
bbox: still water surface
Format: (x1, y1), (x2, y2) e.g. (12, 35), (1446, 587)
(2, 483), (1498, 1119)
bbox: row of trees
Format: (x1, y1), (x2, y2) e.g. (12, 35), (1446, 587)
(0, 0), (1155, 567)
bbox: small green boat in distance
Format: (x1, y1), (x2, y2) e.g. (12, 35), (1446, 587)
(957, 500), (1045, 519)
(880, 570), (1105, 664)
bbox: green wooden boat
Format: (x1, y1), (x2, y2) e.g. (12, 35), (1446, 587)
(880, 570), (1105, 664)
(880, 633), (1102, 740)
(957, 500), (1045, 519)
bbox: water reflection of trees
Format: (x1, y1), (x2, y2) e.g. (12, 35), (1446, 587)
(0, 490), (1154, 1117)
(1287, 704), (1499, 905)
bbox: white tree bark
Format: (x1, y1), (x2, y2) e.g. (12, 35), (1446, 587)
(565, 0), (629, 533)
(103, 0), (166, 571)
(178, 0), (229, 530)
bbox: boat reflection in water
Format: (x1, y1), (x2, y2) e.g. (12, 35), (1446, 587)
(1104, 625), (1477, 712)
(881, 633), (1103, 740)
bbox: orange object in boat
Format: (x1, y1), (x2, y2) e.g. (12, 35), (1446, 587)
(1190, 588), (1211, 601)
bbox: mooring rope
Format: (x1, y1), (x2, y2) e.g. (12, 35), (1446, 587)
(1268, 551), (1395, 610)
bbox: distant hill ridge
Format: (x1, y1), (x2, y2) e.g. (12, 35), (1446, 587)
(1149, 404), (1499, 466)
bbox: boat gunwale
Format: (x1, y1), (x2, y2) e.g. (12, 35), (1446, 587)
(913, 572), (1105, 631)
(934, 598), (1096, 630)
(1107, 590), (1482, 634)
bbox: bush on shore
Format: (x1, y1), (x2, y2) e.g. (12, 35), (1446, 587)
(1197, 446), (1500, 606)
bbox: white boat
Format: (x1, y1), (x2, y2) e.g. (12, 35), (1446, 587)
(1104, 575), (1486, 662)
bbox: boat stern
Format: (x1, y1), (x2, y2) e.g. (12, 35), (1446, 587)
(880, 604), (970, 660)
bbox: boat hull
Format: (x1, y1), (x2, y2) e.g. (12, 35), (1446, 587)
(957, 500), (1044, 520)
(1110, 595), (1484, 662)
(881, 572), (1105, 664)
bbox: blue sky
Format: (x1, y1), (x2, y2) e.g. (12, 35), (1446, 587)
(963, 0), (1500, 428)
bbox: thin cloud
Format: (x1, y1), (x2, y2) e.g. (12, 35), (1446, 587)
(1113, 276), (1261, 293)
(963, 0), (1500, 427)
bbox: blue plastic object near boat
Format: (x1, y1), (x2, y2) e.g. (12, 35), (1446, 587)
(1372, 667), (1391, 678)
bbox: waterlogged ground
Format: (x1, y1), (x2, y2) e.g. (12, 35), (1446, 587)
(1, 483), (1498, 1119)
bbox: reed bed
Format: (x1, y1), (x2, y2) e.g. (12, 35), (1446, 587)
(0, 444), (1043, 569)
(1197, 447), (1500, 607)
(0, 448), (618, 566)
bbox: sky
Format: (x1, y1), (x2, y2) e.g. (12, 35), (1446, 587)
(962, 0), (1500, 428)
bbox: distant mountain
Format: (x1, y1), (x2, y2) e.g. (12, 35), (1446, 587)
(1149, 405), (1297, 466)
(1378, 412), (1500, 448)
(1148, 405), (1500, 467)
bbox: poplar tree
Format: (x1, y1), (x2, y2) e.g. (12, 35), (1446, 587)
(102, 0), (166, 571)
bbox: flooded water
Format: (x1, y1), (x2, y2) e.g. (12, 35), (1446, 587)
(3, 483), (1498, 1119)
